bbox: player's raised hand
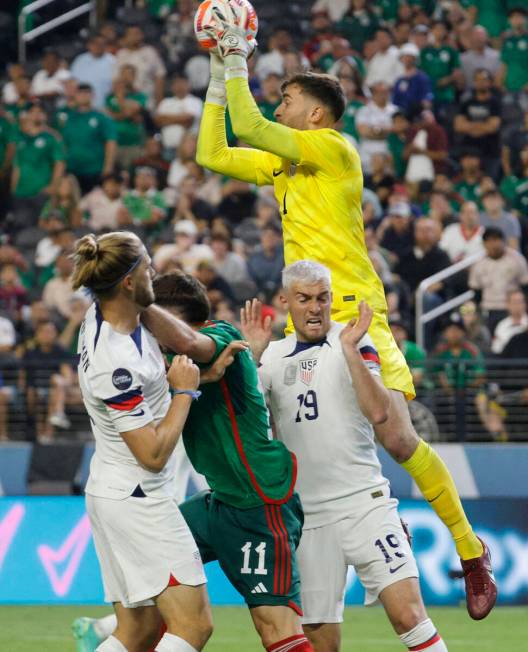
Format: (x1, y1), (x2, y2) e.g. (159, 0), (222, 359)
(209, 51), (224, 82)
(240, 298), (272, 361)
(167, 355), (200, 391)
(339, 301), (374, 349)
(200, 340), (249, 384)
(207, 1), (255, 59)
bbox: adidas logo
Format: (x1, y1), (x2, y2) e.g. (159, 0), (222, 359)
(251, 582), (268, 594)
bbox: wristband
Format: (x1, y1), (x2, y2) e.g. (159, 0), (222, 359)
(206, 79), (227, 107)
(224, 54), (249, 80)
(172, 389), (202, 400)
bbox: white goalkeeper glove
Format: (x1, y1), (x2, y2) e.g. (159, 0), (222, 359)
(206, 51), (227, 106)
(207, 1), (256, 60)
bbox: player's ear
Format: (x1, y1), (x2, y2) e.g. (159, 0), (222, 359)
(279, 291), (288, 309)
(310, 105), (325, 125)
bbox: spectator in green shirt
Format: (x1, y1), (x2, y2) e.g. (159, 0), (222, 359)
(0, 109), (16, 221)
(120, 166), (167, 233)
(56, 83), (117, 194)
(498, 7), (528, 93)
(390, 318), (429, 390)
(454, 150), (483, 204)
(10, 102), (65, 233)
(387, 111), (409, 180)
(5, 75), (33, 124)
(336, 0), (380, 55)
(106, 65), (147, 171)
(419, 20), (462, 111)
(461, 0), (508, 41)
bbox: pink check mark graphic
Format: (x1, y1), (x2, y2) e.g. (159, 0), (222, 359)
(38, 514), (92, 596)
(0, 504), (25, 570)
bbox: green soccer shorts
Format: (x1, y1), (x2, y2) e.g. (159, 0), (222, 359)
(179, 490), (304, 613)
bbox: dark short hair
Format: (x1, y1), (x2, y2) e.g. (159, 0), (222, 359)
(482, 226), (505, 241)
(281, 72), (346, 122)
(153, 271), (210, 325)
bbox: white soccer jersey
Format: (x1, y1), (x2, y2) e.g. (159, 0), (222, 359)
(259, 322), (389, 529)
(78, 303), (173, 499)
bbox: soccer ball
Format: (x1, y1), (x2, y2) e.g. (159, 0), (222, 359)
(194, 0), (258, 54)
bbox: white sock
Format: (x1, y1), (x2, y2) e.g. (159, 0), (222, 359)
(94, 614), (118, 639)
(155, 632), (198, 652)
(96, 634), (128, 652)
(399, 619), (448, 651)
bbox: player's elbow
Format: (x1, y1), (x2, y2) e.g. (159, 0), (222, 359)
(141, 454), (167, 473)
(370, 406), (389, 425)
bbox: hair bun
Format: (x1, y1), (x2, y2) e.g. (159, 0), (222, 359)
(77, 234), (99, 261)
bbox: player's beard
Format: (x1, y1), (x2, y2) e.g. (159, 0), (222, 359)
(134, 278), (155, 308)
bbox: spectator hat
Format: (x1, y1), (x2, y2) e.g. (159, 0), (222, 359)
(388, 202), (411, 218)
(174, 220), (198, 236)
(399, 43), (420, 59)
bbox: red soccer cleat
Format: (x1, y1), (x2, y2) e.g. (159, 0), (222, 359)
(460, 537), (497, 620)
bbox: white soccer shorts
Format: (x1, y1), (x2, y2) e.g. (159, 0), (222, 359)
(297, 492), (418, 624)
(86, 493), (206, 608)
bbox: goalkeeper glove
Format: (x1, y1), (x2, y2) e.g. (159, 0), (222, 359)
(207, 1), (256, 59)
(206, 52), (227, 106)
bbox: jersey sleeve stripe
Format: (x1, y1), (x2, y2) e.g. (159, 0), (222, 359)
(103, 388), (144, 411)
(359, 345), (381, 365)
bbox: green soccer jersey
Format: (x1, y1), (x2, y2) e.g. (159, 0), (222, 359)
(0, 116), (15, 168)
(454, 180), (480, 204)
(387, 132), (406, 180)
(513, 178), (528, 217)
(419, 45), (460, 103)
(5, 101), (32, 123)
(14, 129), (65, 198)
(57, 108), (116, 175)
(257, 100), (280, 123)
(501, 33), (528, 92)
(461, 1), (507, 38)
(122, 189), (166, 224)
(106, 92), (147, 146)
(377, 0), (399, 22)
(183, 321), (296, 509)
(341, 99), (364, 142)
(433, 342), (485, 390)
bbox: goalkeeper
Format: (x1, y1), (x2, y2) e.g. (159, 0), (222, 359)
(196, 1), (496, 622)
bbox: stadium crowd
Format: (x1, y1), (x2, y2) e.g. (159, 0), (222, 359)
(1, 0), (528, 442)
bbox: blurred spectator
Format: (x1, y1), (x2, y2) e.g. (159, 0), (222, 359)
(162, 0), (199, 68)
(454, 69), (501, 180)
(106, 65), (147, 171)
(440, 200), (484, 262)
(497, 7), (528, 93)
(80, 173), (125, 232)
(0, 107), (15, 220)
(460, 26), (500, 89)
(10, 103), (65, 231)
(404, 110), (448, 185)
(173, 174), (215, 227)
(58, 293), (90, 353)
(2, 63), (25, 104)
(469, 227), (528, 333)
(210, 233), (251, 287)
(365, 226), (392, 285)
(480, 188), (520, 249)
(115, 25), (166, 108)
(336, 0), (380, 55)
(336, 64), (365, 144)
(491, 290), (528, 354)
(255, 29), (293, 80)
(99, 23), (120, 56)
(167, 132), (198, 189)
(155, 75), (203, 155)
(387, 111), (410, 180)
(0, 264), (28, 322)
(39, 174), (82, 229)
(257, 73), (281, 122)
(364, 153), (394, 209)
(311, 0), (349, 22)
(21, 320), (74, 441)
(217, 177), (257, 225)
(41, 252), (75, 320)
(501, 325), (528, 358)
(303, 9), (335, 66)
(194, 260), (236, 308)
(365, 26), (404, 88)
(34, 217), (73, 274)
(153, 219), (213, 273)
(378, 201), (414, 262)
(392, 42), (433, 116)
(31, 51), (70, 100)
(395, 218), (451, 331)
(120, 167), (167, 230)
(460, 300), (492, 354)
(463, 1), (507, 42)
(419, 20), (462, 116)
(247, 221), (284, 302)
(454, 150), (483, 204)
(70, 33), (116, 109)
(355, 82), (397, 174)
(57, 84), (117, 194)
(0, 313), (16, 440)
(132, 135), (170, 189)
(501, 110), (528, 178)
(4, 75), (33, 123)
(427, 190), (457, 230)
(390, 318), (427, 389)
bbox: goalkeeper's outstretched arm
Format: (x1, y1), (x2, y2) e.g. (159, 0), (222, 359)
(197, 54), (272, 184)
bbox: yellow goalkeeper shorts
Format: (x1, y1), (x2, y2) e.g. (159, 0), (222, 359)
(286, 307), (416, 400)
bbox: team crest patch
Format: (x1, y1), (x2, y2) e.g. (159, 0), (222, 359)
(284, 364), (297, 386)
(112, 368), (133, 390)
(299, 359), (317, 385)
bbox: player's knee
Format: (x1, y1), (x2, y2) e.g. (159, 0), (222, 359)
(304, 623), (340, 652)
(165, 610), (213, 647)
(391, 604), (425, 636)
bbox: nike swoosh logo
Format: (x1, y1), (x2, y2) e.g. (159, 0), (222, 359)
(427, 490), (445, 503)
(130, 409), (145, 417)
(272, 169), (283, 177)
(389, 562), (407, 574)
